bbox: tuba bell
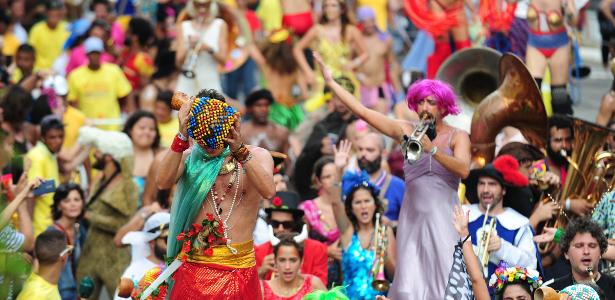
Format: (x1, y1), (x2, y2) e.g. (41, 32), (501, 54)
(538, 117), (615, 254)
(470, 53), (547, 166)
(436, 47), (502, 132)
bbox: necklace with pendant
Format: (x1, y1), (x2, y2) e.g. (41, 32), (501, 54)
(219, 159), (237, 176)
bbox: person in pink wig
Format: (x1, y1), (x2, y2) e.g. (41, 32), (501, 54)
(315, 51), (471, 299)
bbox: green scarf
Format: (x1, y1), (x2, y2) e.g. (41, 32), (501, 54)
(167, 145), (230, 259)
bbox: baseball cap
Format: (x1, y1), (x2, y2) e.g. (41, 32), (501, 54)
(84, 37), (104, 54)
(121, 212), (170, 245)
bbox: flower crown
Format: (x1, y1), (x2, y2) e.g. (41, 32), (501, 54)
(488, 262), (542, 292)
(341, 171), (380, 199)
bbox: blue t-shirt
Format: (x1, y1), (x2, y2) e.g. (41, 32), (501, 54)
(381, 175), (405, 221)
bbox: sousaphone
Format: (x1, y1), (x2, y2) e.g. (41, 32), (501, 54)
(436, 47), (502, 132)
(470, 53), (547, 166)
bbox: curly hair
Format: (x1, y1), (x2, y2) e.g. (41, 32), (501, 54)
(344, 185), (384, 230)
(260, 41), (297, 75)
(560, 217), (608, 255)
(406, 79), (460, 117)
(1, 86), (33, 130)
(273, 232), (305, 258)
(196, 89), (226, 102)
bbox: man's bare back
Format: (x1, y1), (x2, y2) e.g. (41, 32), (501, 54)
(241, 121), (290, 153)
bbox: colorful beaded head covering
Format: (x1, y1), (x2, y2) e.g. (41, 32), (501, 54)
(561, 284), (600, 300)
(488, 262), (542, 294)
(187, 96), (238, 150)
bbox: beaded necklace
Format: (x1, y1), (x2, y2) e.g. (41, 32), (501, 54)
(205, 161), (243, 254)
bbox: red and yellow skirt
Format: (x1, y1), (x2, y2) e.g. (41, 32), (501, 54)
(169, 240), (261, 299)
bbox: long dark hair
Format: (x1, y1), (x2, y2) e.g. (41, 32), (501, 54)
(122, 110), (161, 150)
(344, 185), (383, 231)
(319, 0), (352, 40)
(51, 183), (86, 220)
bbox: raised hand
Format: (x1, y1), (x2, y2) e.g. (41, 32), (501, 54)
(178, 96), (195, 138)
(312, 51), (333, 84)
(333, 139), (352, 170)
(533, 227), (557, 244)
(453, 205), (470, 238)
(224, 120), (245, 154)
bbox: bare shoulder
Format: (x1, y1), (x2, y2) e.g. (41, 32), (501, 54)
(310, 275), (327, 290)
(246, 145), (274, 162)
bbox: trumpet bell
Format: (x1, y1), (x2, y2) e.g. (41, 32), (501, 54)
(372, 279), (390, 292)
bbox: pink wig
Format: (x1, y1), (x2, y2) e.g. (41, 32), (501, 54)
(406, 79), (461, 117)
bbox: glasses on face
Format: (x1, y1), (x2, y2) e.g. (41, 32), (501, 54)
(270, 220), (295, 229)
(59, 245), (74, 257)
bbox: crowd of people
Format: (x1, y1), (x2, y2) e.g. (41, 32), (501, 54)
(2, 0), (615, 299)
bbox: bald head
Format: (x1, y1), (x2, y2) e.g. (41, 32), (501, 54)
(357, 132), (386, 174)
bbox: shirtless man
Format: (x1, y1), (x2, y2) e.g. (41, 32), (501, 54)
(156, 89), (275, 298)
(356, 6), (402, 114)
(240, 89), (290, 154)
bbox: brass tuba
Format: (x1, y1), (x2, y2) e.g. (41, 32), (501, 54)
(538, 117), (614, 254)
(470, 53), (547, 166)
(436, 47), (502, 132)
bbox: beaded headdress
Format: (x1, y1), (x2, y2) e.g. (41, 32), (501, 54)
(488, 262), (542, 293)
(186, 96), (238, 150)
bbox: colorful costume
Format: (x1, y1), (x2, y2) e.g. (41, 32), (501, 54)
(403, 0), (469, 78)
(255, 239), (329, 284)
(169, 240), (261, 299)
(527, 4), (569, 58)
(341, 234), (385, 300)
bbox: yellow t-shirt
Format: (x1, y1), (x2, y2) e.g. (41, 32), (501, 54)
(28, 21), (70, 70)
(358, 0), (389, 31)
(62, 106), (86, 149)
(2, 32), (21, 57)
(158, 117), (179, 148)
(25, 142), (59, 237)
(67, 63), (132, 131)
(16, 272), (61, 300)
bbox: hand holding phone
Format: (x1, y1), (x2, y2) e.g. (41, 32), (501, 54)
(33, 179), (56, 197)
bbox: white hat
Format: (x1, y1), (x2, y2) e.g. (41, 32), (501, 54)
(121, 212), (170, 245)
(77, 126), (133, 161)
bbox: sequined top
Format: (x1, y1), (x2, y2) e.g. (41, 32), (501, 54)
(592, 191), (615, 239)
(299, 200), (340, 245)
(341, 234), (385, 300)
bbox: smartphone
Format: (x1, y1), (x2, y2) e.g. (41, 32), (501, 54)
(33, 179), (56, 197)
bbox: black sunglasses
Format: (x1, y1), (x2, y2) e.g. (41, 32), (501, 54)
(270, 220), (296, 229)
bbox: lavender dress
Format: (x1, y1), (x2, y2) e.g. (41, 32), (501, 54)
(388, 129), (460, 299)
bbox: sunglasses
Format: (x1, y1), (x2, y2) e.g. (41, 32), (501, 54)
(270, 220), (295, 229)
(59, 245), (74, 257)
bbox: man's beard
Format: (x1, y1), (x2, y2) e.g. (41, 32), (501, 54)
(154, 242), (166, 261)
(547, 146), (569, 168)
(358, 156), (382, 174)
(92, 157), (105, 170)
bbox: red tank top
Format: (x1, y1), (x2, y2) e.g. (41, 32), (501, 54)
(262, 274), (315, 300)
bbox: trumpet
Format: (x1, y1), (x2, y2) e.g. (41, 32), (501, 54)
(402, 114), (435, 164)
(181, 31), (204, 79)
(371, 213), (389, 292)
(477, 204), (496, 277)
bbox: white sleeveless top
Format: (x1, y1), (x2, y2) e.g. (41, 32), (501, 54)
(176, 18), (224, 95)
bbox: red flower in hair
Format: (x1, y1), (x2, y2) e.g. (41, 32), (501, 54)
(272, 196), (283, 207)
(493, 155), (529, 187)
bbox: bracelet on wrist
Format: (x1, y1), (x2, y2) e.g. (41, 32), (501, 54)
(177, 132), (188, 141)
(565, 198), (571, 211)
(430, 146), (438, 156)
(171, 134), (190, 153)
